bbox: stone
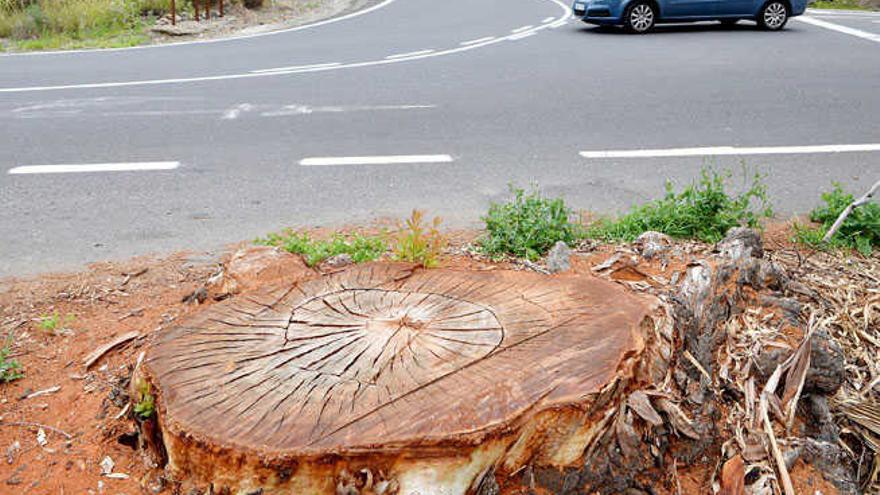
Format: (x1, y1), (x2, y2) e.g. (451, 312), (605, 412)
(546, 241), (572, 273)
(151, 22), (206, 36)
(717, 227), (764, 260)
(805, 328), (845, 395)
(319, 253), (353, 271)
(634, 231), (672, 260)
(220, 245), (313, 295)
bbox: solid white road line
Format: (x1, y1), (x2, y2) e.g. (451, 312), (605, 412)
(251, 62), (341, 74)
(460, 36), (496, 46)
(512, 25), (535, 33)
(797, 16), (880, 43)
(8, 161), (180, 174)
(385, 49), (435, 60)
(299, 155), (453, 166)
(508, 31), (539, 40)
(579, 144), (880, 159)
(542, 16), (556, 22)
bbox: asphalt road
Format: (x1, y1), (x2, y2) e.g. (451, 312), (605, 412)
(0, 0), (878, 276)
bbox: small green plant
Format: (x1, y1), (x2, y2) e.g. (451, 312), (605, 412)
(588, 169), (773, 243)
(257, 230), (387, 267)
(133, 380), (155, 419)
(0, 336), (23, 384)
(480, 186), (584, 260)
(38, 312), (75, 335)
(795, 183), (880, 255)
(392, 210), (447, 268)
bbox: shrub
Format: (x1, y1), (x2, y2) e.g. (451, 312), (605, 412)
(480, 186), (584, 260)
(392, 210), (446, 268)
(795, 183), (880, 255)
(588, 169), (773, 243)
(257, 230), (387, 267)
(0, 336), (22, 383)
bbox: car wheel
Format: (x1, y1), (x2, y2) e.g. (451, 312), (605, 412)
(624, 1), (656, 34)
(758, 1), (789, 30)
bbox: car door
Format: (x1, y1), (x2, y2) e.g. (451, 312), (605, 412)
(662, 0), (716, 18)
(716, 0), (754, 15)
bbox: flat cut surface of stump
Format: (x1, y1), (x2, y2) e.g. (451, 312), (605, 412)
(146, 263), (655, 456)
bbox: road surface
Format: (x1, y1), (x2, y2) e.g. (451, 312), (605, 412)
(1, 0), (878, 276)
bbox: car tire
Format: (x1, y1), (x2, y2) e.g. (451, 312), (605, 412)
(757, 1), (789, 30)
(624, 1), (657, 34)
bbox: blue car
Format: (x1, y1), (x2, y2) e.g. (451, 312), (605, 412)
(573, 0), (806, 33)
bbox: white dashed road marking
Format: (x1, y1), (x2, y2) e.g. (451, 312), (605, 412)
(299, 155), (454, 166)
(251, 62), (342, 74)
(461, 36), (496, 46)
(385, 49), (435, 60)
(542, 16), (556, 22)
(797, 16), (880, 43)
(508, 31), (539, 41)
(8, 162), (181, 174)
(512, 25), (535, 33)
(579, 144), (880, 159)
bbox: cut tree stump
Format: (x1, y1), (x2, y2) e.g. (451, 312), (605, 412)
(141, 263), (669, 495)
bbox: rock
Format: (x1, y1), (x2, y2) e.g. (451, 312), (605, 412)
(717, 227), (764, 260)
(546, 241), (572, 273)
(634, 231), (672, 260)
(151, 22), (206, 36)
(800, 439), (859, 495)
(319, 253), (353, 271)
(805, 328), (845, 395)
(803, 394), (839, 443)
(221, 245), (313, 295)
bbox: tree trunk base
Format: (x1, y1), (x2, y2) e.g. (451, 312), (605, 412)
(139, 263), (672, 494)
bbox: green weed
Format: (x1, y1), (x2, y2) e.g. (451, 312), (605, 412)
(392, 210), (447, 268)
(133, 381), (155, 419)
(795, 183), (880, 255)
(588, 169), (773, 243)
(38, 312), (74, 335)
(480, 186), (584, 260)
(256, 230), (387, 267)
(0, 336), (23, 384)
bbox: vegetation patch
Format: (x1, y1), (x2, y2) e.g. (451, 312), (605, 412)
(0, 335), (23, 383)
(588, 169), (773, 243)
(810, 0), (873, 10)
(480, 186), (584, 261)
(0, 0), (163, 50)
(38, 311), (75, 335)
(392, 210), (447, 268)
(795, 183), (880, 255)
(256, 230), (387, 267)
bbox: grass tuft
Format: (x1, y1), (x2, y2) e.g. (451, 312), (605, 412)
(794, 183), (880, 255)
(810, 0), (873, 10)
(256, 230), (387, 267)
(480, 185), (584, 261)
(588, 168), (773, 243)
(392, 210), (447, 268)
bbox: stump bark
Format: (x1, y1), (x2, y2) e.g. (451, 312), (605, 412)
(142, 263), (668, 494)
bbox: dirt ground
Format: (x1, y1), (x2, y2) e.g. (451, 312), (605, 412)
(0, 224), (876, 494)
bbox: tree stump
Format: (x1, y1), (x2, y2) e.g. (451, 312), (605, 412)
(142, 263), (669, 494)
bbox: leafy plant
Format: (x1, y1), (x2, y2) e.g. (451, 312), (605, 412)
(38, 311), (74, 335)
(133, 380), (155, 419)
(795, 183), (880, 255)
(480, 186), (584, 260)
(392, 210), (447, 268)
(0, 336), (23, 384)
(588, 168), (773, 243)
(256, 230), (387, 267)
